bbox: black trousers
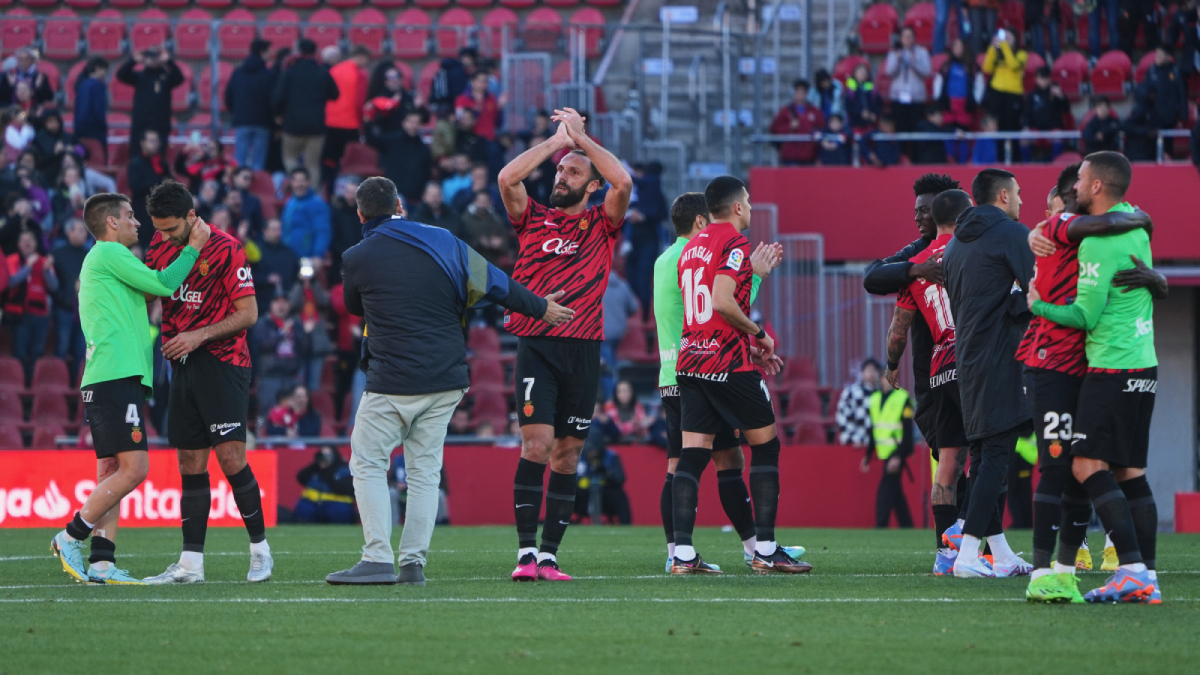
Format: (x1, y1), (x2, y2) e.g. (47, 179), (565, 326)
(1006, 455), (1034, 529)
(876, 461), (914, 529)
(963, 428), (1018, 538)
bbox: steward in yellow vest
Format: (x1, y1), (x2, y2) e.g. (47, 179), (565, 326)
(864, 378), (914, 528)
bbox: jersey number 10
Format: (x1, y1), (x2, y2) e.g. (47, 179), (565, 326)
(682, 268), (713, 326)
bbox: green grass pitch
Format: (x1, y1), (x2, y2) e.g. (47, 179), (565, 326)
(3, 526), (1198, 674)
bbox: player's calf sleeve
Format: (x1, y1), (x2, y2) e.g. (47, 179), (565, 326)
(1056, 477), (1091, 567)
(932, 505), (958, 550)
(227, 465), (266, 544)
(538, 470), (577, 555)
(1082, 472), (1142, 565)
(1119, 475), (1157, 570)
(749, 438), (781, 543)
(66, 512), (93, 541)
(717, 469), (756, 542)
(88, 536), (115, 565)
(1032, 465), (1070, 569)
(180, 473), (211, 553)
(660, 473), (674, 544)
(671, 448), (712, 548)
(513, 458), (546, 550)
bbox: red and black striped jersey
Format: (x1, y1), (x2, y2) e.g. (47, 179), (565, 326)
(676, 222), (755, 376)
(504, 199), (619, 341)
(895, 233), (957, 376)
(146, 228), (256, 367)
(1016, 214), (1086, 377)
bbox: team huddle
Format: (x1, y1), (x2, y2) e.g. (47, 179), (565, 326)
(49, 110), (1162, 603)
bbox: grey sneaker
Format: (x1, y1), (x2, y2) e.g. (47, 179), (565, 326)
(326, 561), (397, 585)
(247, 550), (273, 583)
(144, 563), (205, 585)
(397, 563), (425, 586)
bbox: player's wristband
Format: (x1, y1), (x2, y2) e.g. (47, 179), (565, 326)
(886, 361), (899, 372)
(754, 328), (767, 340)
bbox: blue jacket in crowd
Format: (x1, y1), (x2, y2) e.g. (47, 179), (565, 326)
(281, 191), (332, 259)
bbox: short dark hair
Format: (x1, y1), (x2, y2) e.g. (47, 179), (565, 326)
(705, 175), (747, 218)
(297, 38), (317, 56)
(861, 357), (882, 372)
(349, 45), (371, 60)
(792, 78), (811, 91)
(931, 189), (973, 226)
(83, 193), (130, 239)
(912, 173), (959, 198)
(1036, 66), (1052, 79)
(251, 38), (271, 57)
(234, 165), (253, 179)
(146, 180), (194, 220)
(1056, 162), (1081, 200)
(1093, 94), (1111, 107)
(569, 150), (604, 186)
(971, 168), (1017, 206)
(670, 192), (709, 237)
(1083, 150), (1132, 199)
(289, 166), (310, 179)
(356, 177), (399, 220)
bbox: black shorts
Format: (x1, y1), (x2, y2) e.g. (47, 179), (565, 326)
(930, 372), (968, 451)
(515, 337), (601, 439)
(678, 371), (775, 437)
(1071, 367), (1156, 469)
(81, 376), (150, 458)
(168, 347), (251, 449)
(1024, 367), (1083, 469)
(660, 386), (741, 459)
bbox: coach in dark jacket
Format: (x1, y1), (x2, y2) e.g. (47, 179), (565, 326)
(327, 177), (571, 587)
(366, 110), (432, 208)
(116, 49), (184, 153)
(940, 168), (1034, 574)
(272, 39), (339, 182)
(1136, 47), (1188, 130)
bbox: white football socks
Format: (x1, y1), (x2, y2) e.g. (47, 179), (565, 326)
(518, 547), (537, 561)
(755, 540), (778, 557)
(250, 540), (270, 556)
(1119, 562), (1147, 573)
(1104, 533), (1114, 549)
(536, 551), (556, 564)
(667, 543), (675, 559)
(90, 560), (112, 572)
(742, 537), (757, 557)
(674, 545), (696, 562)
(1053, 562), (1076, 575)
(986, 534), (1018, 563)
(1030, 568), (1054, 580)
(179, 551), (204, 571)
(958, 535), (982, 561)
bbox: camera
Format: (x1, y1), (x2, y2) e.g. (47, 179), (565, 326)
(299, 258), (314, 280)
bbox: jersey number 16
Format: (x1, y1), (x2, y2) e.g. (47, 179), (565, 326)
(682, 268), (713, 326)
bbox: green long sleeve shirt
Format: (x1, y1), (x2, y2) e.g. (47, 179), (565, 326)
(78, 241), (200, 391)
(1031, 202), (1157, 370)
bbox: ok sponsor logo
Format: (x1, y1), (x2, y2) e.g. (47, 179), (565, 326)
(541, 238), (580, 256)
(237, 266), (254, 289)
(1135, 317), (1153, 337)
(171, 283), (203, 305)
(1122, 378), (1157, 393)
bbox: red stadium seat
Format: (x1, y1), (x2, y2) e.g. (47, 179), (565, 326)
(154, 0), (189, 8)
(551, 59), (573, 85)
(0, 356), (23, 392)
(86, 9), (126, 59)
(218, 9), (258, 61)
(833, 55), (870, 83)
(1134, 51), (1156, 85)
(176, 9), (214, 61)
(522, 7), (563, 52)
(1, 9), (38, 56)
(469, 391), (509, 431)
(1090, 50), (1131, 100)
(198, 61), (234, 111)
(131, 9), (171, 56)
(0, 426), (23, 449)
(196, 0), (233, 8)
(467, 326), (501, 355)
(31, 392), (71, 427)
(1050, 51), (1088, 102)
(415, 0), (451, 9)
(81, 137), (108, 167)
(283, 0), (320, 7)
(304, 8), (344, 53)
(348, 8), (387, 58)
(32, 357), (72, 393)
(339, 142), (381, 177)
(327, 0), (365, 8)
(65, 0), (102, 9)
(1022, 51), (1045, 93)
(37, 61), (62, 92)
(435, 9), (476, 58)
(109, 0), (147, 7)
(859, 3), (899, 55)
(0, 389), (23, 423)
(31, 425), (65, 449)
(20, 0), (55, 7)
(468, 358), (506, 394)
(43, 9), (83, 61)
(310, 391), (336, 422)
(481, 8), (519, 57)
(393, 9), (432, 59)
(393, 60), (414, 90)
(903, 2), (935, 48)
(1053, 150), (1083, 165)
(241, 0), (277, 9)
(546, 0), (580, 7)
(459, 0), (494, 8)
(998, 0), (1025, 42)
(64, 61), (89, 106)
(500, 0), (537, 7)
(368, 0), (408, 7)
(568, 8), (605, 59)
(172, 61), (194, 113)
(417, 60), (441, 98)
(262, 10), (301, 55)
(616, 322), (656, 365)
(110, 75), (135, 112)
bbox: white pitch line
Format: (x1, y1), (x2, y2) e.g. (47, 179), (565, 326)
(2, 596), (1197, 604)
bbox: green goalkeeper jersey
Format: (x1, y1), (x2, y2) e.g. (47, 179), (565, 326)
(1031, 202), (1157, 370)
(78, 241), (199, 391)
(654, 236), (762, 387)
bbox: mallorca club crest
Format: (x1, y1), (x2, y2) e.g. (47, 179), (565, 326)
(131, 427), (143, 443)
(578, 218), (589, 231)
(1049, 441), (1062, 459)
(198, 258), (210, 276)
(523, 403), (534, 417)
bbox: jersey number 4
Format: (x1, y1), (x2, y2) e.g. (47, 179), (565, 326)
(126, 404), (141, 427)
(682, 268), (713, 326)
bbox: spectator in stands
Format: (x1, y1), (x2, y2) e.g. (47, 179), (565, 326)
(320, 46), (340, 70)
(72, 57), (109, 155)
(912, 106), (950, 164)
(576, 434), (632, 524)
(366, 63), (418, 135)
(982, 28), (1027, 163)
(1081, 96), (1121, 153)
(1123, 98), (1161, 161)
(817, 114), (852, 166)
(864, 116), (902, 166)
(51, 218), (88, 381)
(934, 0), (967, 56)
(430, 47), (477, 115)
(885, 27), (932, 134)
(461, 191), (512, 269)
(430, 109), (457, 160)
(604, 380), (653, 444)
(808, 69), (846, 122)
(253, 219), (300, 316)
(51, 166), (89, 228)
(844, 62), (882, 132)
(265, 383), (323, 438)
(0, 48), (54, 109)
(5, 230), (56, 384)
(967, 1), (1000, 54)
(228, 167), (265, 240)
(60, 152), (115, 199)
(289, 264), (334, 393)
(770, 79), (825, 165)
(174, 137), (232, 195)
(454, 108), (490, 165)
(193, 179), (222, 223)
(456, 70), (503, 143)
(519, 110), (552, 149)
(31, 112), (80, 185)
(329, 281), (362, 421)
(441, 154), (473, 205)
(836, 358), (880, 448)
(1025, 0), (1061, 61)
(294, 446), (355, 524)
(1088, 0), (1121, 58)
(273, 39), (340, 184)
(589, 402), (622, 447)
(222, 188), (253, 245)
(254, 293), (309, 414)
(1166, 2), (1200, 77)
(410, 182), (462, 238)
(1121, 0), (1160, 54)
(972, 114), (1001, 164)
(519, 131), (557, 204)
(117, 47), (183, 156)
(1022, 66), (1071, 161)
(226, 39), (276, 172)
(0, 194), (39, 255)
(451, 164), (500, 214)
(281, 167), (331, 261)
(368, 109), (432, 208)
(935, 37), (977, 139)
(3, 107), (34, 166)
(329, 175), (364, 284)
(127, 130), (171, 251)
(1136, 46), (1189, 133)
(625, 161), (667, 316)
(448, 408), (474, 436)
(600, 269), (640, 401)
(323, 47), (372, 191)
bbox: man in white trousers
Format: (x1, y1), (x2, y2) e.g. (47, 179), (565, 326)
(327, 177), (573, 585)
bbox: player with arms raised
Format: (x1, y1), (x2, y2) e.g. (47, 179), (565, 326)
(498, 107), (633, 581)
(671, 176), (807, 575)
(51, 193), (210, 584)
(140, 181), (268, 585)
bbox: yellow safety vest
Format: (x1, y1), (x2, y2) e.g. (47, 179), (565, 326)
(868, 388), (911, 460)
(1015, 434), (1038, 466)
(301, 488), (354, 505)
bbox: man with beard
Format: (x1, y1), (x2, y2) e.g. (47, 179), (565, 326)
(497, 107), (632, 581)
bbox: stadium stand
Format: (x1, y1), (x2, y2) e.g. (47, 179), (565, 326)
(42, 9), (82, 61)
(857, 3), (898, 55)
(217, 9), (258, 60)
(1090, 50), (1133, 101)
(86, 9), (127, 60)
(176, 9), (214, 61)
(393, 8), (432, 60)
(348, 8), (388, 58)
(304, 8), (345, 53)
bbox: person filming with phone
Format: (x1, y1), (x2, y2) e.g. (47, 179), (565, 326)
(116, 46), (184, 158)
(288, 257), (334, 394)
(982, 28), (1028, 142)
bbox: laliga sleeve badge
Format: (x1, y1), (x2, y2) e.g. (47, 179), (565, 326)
(131, 427), (143, 443)
(1049, 441), (1062, 459)
(198, 259), (210, 276)
(727, 248), (744, 271)
(523, 403), (534, 417)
